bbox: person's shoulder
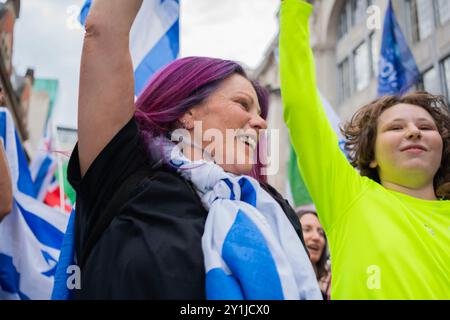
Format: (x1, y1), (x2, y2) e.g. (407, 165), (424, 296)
(125, 167), (207, 219)
(137, 167), (197, 196)
(259, 181), (290, 205)
(68, 117), (145, 192)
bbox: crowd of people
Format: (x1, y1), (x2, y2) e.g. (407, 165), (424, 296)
(0, 0), (448, 300)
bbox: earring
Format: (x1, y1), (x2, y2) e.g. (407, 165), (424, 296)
(181, 120), (190, 130)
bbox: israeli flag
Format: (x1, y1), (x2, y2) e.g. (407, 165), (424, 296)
(79, 0), (180, 96)
(0, 108), (69, 300)
(29, 122), (57, 201)
(377, 0), (420, 96)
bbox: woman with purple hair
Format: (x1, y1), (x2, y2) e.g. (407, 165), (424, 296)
(68, 0), (320, 299)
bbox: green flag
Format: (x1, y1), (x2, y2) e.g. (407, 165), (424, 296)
(288, 146), (313, 207)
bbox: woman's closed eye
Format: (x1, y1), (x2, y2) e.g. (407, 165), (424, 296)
(238, 100), (250, 110)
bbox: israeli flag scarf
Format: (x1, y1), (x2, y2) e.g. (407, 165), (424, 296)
(156, 137), (322, 300)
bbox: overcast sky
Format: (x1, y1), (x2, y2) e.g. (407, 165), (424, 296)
(13, 0), (279, 129)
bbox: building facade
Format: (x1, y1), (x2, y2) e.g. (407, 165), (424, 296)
(0, 0), (36, 144)
(253, 0), (450, 198)
(25, 79), (60, 158)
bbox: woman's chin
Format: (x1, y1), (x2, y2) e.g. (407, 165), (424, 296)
(310, 256), (320, 265)
(220, 163), (254, 176)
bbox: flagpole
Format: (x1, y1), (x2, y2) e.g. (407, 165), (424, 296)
(52, 120), (65, 213)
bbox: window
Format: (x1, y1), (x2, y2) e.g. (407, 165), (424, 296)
(354, 42), (370, 92)
(338, 0), (373, 40)
(407, 0), (420, 42)
(370, 33), (379, 77)
(437, 0), (450, 25)
(338, 36), (376, 102)
(443, 57), (450, 99)
(408, 0), (449, 41)
(351, 0), (366, 26)
(338, 2), (349, 40)
(422, 68), (441, 95)
(416, 0), (434, 40)
(339, 58), (351, 102)
(408, 0), (434, 41)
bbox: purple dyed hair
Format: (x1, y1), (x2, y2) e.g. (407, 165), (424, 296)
(134, 56), (269, 182)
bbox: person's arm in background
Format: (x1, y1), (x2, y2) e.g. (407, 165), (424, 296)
(78, 0), (143, 177)
(0, 141), (13, 220)
(279, 0), (365, 231)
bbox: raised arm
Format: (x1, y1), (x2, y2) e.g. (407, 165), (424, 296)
(0, 142), (12, 220)
(279, 0), (364, 230)
(78, 0), (143, 176)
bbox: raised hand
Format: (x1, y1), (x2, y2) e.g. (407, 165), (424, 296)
(78, 0), (143, 176)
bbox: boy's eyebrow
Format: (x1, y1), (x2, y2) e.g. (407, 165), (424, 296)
(387, 118), (405, 122)
(416, 117), (435, 122)
(385, 117), (433, 123)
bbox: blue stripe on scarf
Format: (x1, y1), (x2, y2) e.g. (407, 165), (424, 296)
(205, 268), (244, 300)
(222, 179), (236, 200)
(238, 178), (257, 207)
(0, 112), (6, 145)
(222, 210), (284, 300)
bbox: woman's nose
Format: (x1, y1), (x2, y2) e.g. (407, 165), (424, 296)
(311, 233), (320, 241)
(250, 114), (267, 130)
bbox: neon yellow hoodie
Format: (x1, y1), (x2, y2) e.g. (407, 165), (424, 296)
(279, 0), (450, 300)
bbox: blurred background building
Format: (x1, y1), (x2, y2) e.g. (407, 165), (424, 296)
(0, 0), (30, 142)
(0, 0), (77, 157)
(0, 0), (76, 209)
(253, 0), (450, 199)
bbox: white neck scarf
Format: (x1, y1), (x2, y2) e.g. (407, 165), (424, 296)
(155, 137), (322, 300)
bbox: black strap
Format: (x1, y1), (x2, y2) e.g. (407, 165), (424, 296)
(79, 168), (154, 268)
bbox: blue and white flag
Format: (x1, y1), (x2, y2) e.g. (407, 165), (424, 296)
(377, 0), (420, 96)
(0, 108), (69, 300)
(29, 121), (57, 201)
(80, 0), (180, 96)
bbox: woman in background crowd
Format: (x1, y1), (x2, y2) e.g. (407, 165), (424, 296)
(297, 207), (331, 299)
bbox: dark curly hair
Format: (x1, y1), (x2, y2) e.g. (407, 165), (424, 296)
(341, 92), (450, 200)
